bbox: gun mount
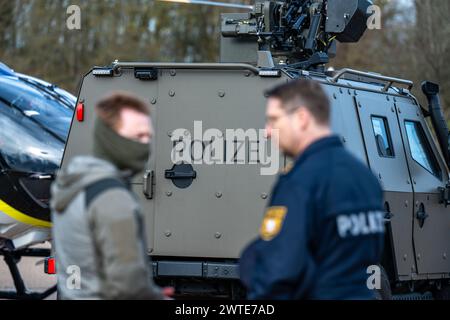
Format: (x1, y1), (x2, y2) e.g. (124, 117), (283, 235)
(220, 0), (372, 70)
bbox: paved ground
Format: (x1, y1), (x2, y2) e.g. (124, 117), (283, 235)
(0, 242), (57, 300)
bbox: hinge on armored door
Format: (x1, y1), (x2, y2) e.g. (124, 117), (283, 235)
(438, 182), (450, 207)
(143, 170), (154, 199)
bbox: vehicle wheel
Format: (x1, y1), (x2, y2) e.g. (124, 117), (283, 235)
(433, 285), (450, 300)
(231, 281), (246, 300)
(375, 265), (392, 300)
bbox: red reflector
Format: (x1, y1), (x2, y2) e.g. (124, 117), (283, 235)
(45, 257), (56, 274)
(76, 102), (84, 122)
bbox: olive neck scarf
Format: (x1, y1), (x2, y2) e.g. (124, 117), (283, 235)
(93, 118), (150, 175)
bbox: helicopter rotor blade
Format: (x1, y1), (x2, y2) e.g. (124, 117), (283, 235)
(157, 0), (254, 10)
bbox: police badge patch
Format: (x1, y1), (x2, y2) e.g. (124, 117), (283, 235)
(260, 206), (287, 241)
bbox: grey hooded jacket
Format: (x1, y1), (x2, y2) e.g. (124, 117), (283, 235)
(50, 156), (164, 300)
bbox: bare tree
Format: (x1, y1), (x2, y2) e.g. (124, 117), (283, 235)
(0, 0), (448, 114)
(411, 0), (450, 111)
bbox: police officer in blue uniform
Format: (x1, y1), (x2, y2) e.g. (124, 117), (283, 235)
(240, 79), (385, 300)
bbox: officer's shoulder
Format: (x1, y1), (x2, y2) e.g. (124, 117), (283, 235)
(333, 148), (377, 179)
(85, 178), (132, 209)
(329, 148), (383, 205)
(291, 144), (378, 186)
(288, 144), (344, 179)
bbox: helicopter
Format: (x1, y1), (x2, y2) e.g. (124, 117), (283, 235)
(0, 61), (75, 299)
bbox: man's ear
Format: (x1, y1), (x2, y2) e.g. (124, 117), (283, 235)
(295, 106), (310, 129)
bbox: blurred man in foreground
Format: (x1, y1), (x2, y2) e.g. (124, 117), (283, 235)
(51, 92), (172, 300)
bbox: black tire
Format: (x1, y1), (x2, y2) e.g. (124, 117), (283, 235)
(433, 285), (450, 300)
(375, 265), (393, 300)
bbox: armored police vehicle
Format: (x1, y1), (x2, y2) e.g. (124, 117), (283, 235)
(61, 0), (450, 299)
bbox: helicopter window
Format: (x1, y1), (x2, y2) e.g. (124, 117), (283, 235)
(0, 77), (73, 141)
(371, 116), (394, 157)
(0, 78), (68, 173)
(404, 121), (441, 178)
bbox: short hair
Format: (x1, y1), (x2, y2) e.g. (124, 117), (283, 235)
(95, 91), (150, 129)
(265, 79), (330, 125)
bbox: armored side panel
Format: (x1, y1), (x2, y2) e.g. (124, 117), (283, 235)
(145, 68), (284, 258)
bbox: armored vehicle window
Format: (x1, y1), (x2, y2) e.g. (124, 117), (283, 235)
(404, 121), (441, 178)
(371, 116), (394, 157)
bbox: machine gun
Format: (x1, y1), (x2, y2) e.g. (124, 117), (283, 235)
(160, 0), (373, 70)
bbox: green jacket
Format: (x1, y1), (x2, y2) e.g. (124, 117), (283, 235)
(50, 156), (163, 300)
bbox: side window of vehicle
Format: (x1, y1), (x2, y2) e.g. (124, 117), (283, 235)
(404, 121), (441, 178)
(371, 116), (395, 157)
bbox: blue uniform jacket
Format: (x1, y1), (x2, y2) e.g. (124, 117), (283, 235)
(240, 136), (385, 300)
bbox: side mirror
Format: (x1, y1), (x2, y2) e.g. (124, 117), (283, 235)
(422, 81), (450, 168)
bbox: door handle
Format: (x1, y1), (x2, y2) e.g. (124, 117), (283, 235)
(143, 170), (154, 199)
(165, 171), (197, 179)
(164, 164), (197, 189)
(416, 204), (428, 228)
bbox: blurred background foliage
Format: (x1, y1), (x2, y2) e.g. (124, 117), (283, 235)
(0, 0), (449, 115)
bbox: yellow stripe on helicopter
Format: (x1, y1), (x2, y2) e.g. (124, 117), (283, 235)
(0, 200), (52, 228)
